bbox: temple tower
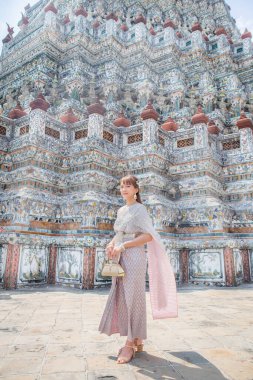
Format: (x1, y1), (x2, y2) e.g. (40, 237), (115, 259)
(0, 0), (253, 288)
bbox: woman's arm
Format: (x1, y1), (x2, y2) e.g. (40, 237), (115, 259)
(123, 233), (153, 249)
(109, 233), (153, 259)
(105, 236), (116, 257)
(106, 235), (116, 247)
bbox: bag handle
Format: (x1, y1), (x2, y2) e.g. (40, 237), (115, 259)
(105, 252), (121, 264)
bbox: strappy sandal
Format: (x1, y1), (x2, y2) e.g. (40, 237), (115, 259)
(117, 344), (136, 364)
(134, 338), (144, 352)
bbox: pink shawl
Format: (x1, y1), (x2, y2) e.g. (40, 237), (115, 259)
(136, 204), (178, 319)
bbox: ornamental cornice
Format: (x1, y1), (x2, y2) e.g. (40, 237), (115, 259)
(1, 233), (252, 250)
(236, 57), (253, 70)
(2, 21), (44, 56)
(218, 132), (240, 141)
(1, 30), (56, 65)
(0, 41), (62, 79)
(2, 35), (247, 84)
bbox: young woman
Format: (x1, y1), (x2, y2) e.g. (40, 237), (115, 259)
(98, 175), (178, 364)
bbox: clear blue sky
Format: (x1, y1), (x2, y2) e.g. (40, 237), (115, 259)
(226, 0), (253, 35)
(0, 0), (252, 44)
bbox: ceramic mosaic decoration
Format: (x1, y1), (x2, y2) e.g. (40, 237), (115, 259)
(0, 0), (253, 289)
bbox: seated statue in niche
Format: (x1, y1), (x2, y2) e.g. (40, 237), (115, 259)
(54, 206), (62, 222)
(3, 94), (16, 112)
(188, 91), (197, 113)
(95, 0), (104, 16)
(203, 96), (214, 113)
(200, 72), (215, 93)
(18, 82), (32, 107)
(171, 97), (180, 112)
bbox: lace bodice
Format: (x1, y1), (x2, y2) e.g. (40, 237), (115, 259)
(113, 202), (154, 245)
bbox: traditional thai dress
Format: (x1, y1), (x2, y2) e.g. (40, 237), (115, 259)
(98, 202), (178, 341)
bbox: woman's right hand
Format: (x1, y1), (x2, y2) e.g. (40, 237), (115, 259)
(106, 244), (114, 259)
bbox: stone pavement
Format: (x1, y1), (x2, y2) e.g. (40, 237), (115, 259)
(0, 284), (253, 380)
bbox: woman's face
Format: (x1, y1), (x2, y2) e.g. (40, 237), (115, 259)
(120, 182), (137, 201)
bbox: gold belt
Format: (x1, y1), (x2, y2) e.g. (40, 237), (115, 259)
(115, 232), (138, 243)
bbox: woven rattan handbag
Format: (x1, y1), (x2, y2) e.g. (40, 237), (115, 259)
(101, 256), (125, 277)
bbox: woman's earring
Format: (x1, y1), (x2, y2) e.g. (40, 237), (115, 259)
(134, 193), (137, 200)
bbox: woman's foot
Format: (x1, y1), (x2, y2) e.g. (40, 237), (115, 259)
(134, 338), (144, 352)
(117, 341), (135, 364)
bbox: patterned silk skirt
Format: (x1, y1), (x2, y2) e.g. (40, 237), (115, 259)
(98, 245), (147, 340)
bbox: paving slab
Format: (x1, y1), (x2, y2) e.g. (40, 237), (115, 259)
(0, 285), (253, 380)
(41, 356), (86, 374)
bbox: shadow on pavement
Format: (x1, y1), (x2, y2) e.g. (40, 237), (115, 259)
(108, 350), (228, 380)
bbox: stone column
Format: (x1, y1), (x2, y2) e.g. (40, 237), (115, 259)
(29, 93), (50, 138)
(240, 249), (251, 283)
(113, 111), (131, 148)
(75, 7), (88, 33)
(82, 247), (96, 289)
(223, 247), (235, 286)
(216, 29), (230, 51)
(140, 101), (159, 144)
(87, 100), (106, 139)
(133, 17), (147, 41)
(239, 128), (253, 153)
(237, 112), (253, 153)
(192, 106), (209, 149)
(29, 109), (47, 137)
(3, 244), (20, 289)
(106, 18), (117, 36)
(191, 23), (205, 50)
(164, 20), (176, 44)
(241, 30), (253, 54)
(47, 245), (58, 285)
(179, 249), (189, 284)
(44, 4), (58, 30)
